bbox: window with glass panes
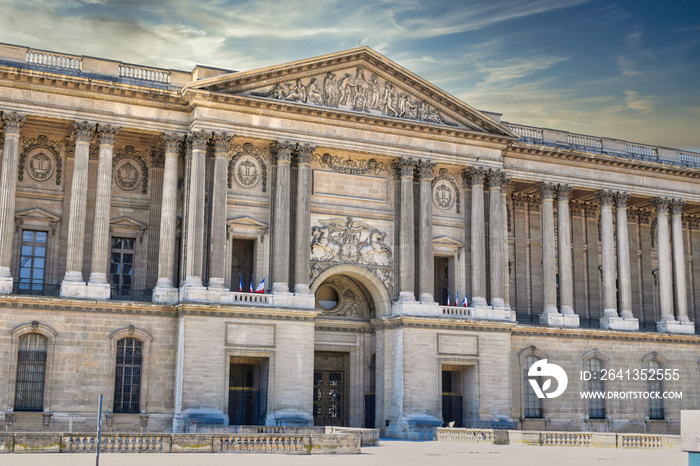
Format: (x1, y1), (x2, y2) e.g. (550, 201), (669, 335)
(647, 360), (664, 420)
(585, 358), (605, 419)
(14, 333), (48, 411)
(523, 355), (543, 418)
(110, 237), (134, 296)
(19, 230), (47, 291)
(113, 338), (142, 413)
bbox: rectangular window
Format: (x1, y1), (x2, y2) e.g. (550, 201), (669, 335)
(15, 333), (48, 412)
(18, 230), (47, 293)
(586, 358), (605, 419)
(110, 237), (135, 298)
(114, 338), (142, 414)
(523, 356), (543, 418)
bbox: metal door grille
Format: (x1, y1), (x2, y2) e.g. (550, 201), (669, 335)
(114, 338), (142, 413)
(14, 334), (48, 411)
(313, 371), (345, 426)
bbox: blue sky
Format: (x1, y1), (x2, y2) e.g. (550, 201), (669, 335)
(1, 0), (699, 151)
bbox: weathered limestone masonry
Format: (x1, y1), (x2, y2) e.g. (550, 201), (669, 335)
(0, 43), (699, 440)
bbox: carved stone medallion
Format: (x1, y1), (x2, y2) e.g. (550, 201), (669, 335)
(114, 158), (141, 191)
(27, 150), (54, 182)
(234, 156), (260, 188)
(433, 179), (455, 211)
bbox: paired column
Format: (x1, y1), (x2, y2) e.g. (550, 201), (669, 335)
(556, 185), (574, 314)
(397, 158), (416, 301)
(655, 198), (675, 322)
(615, 193), (633, 318)
(182, 131), (210, 288)
(670, 200), (689, 323)
(293, 144), (315, 294)
(61, 121), (95, 297)
(86, 125), (120, 298)
(487, 170), (504, 308)
(468, 168), (487, 306)
(153, 133), (183, 303)
(0, 112), (25, 293)
(271, 141), (294, 294)
(417, 161), (435, 303)
(598, 190), (618, 317)
(501, 178), (511, 308)
(208, 132), (233, 290)
(539, 182), (558, 314)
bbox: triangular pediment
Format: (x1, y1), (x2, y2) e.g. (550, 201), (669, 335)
(16, 208), (60, 222)
(186, 47), (515, 138)
(433, 236), (464, 248)
(226, 216), (268, 238)
(110, 216), (147, 231)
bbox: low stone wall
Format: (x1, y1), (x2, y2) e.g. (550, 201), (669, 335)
(0, 432), (362, 454)
(436, 428), (681, 450)
(190, 425), (379, 447)
(326, 427), (380, 446)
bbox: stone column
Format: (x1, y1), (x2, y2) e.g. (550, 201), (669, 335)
(556, 184), (574, 314)
(208, 132), (233, 290)
(271, 141), (294, 294)
(501, 178), (511, 308)
(539, 182), (558, 315)
(655, 198), (675, 323)
(294, 144), (315, 294)
(615, 192), (633, 318)
(153, 133), (183, 303)
(487, 170), (504, 308)
(468, 168), (487, 307)
(61, 121), (95, 298)
(397, 158), (416, 302)
(417, 160), (436, 303)
(182, 131), (209, 289)
(0, 112), (25, 294)
(671, 200), (689, 322)
(598, 190), (618, 317)
(86, 124), (120, 299)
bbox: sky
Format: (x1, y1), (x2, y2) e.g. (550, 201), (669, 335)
(1, 0), (699, 152)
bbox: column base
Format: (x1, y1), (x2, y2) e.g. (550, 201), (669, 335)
(207, 278), (226, 290)
(398, 291), (416, 302)
(656, 319), (695, 334)
(599, 316), (639, 331)
(60, 280), (87, 299)
(178, 285), (208, 303)
(271, 282), (290, 294)
(471, 296), (488, 307)
(152, 285), (179, 304)
(294, 284), (311, 294)
(539, 312), (580, 328)
(418, 293), (435, 304)
(84, 282), (110, 300)
(0, 276), (13, 294)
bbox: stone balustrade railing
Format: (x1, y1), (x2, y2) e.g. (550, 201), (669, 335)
(26, 50), (82, 71)
(435, 428), (495, 442)
(65, 435), (168, 452)
(119, 64), (170, 84)
(217, 434), (305, 452)
(568, 134), (602, 150)
(543, 432), (592, 446)
(231, 292), (272, 305)
(440, 305), (475, 317)
(619, 434), (664, 449)
(507, 124), (543, 141)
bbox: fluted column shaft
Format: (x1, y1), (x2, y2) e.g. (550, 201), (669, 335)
(670, 200), (689, 322)
(208, 133), (233, 289)
(557, 185), (574, 314)
(655, 199), (674, 321)
(397, 159), (416, 301)
(417, 161), (435, 303)
(599, 190), (617, 316)
(469, 168), (487, 307)
(615, 193), (633, 318)
(539, 183), (557, 314)
(488, 170), (504, 307)
(294, 144), (315, 294)
(0, 112), (25, 291)
(64, 121), (95, 281)
(155, 134), (182, 291)
(183, 131), (209, 287)
(271, 141), (293, 293)
(88, 125), (119, 285)
(501, 181), (510, 308)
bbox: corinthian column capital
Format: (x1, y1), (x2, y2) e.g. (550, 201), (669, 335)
(73, 121), (95, 143)
(2, 112), (26, 135)
(212, 132), (234, 154)
(416, 160), (436, 180)
(271, 141), (295, 163)
(464, 167), (486, 186)
(96, 124), (120, 146)
(653, 197), (671, 214)
(596, 189), (616, 207)
(670, 198), (686, 215)
(614, 191), (630, 208)
(295, 143), (316, 164)
(188, 130), (211, 151)
(393, 158), (416, 178)
(556, 184), (573, 200)
(162, 133), (185, 153)
(537, 182), (557, 200)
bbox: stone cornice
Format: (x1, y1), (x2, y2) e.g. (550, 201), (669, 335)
(0, 296), (175, 317)
(512, 326), (700, 344)
(176, 303), (321, 321)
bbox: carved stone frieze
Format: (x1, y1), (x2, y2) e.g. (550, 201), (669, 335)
(248, 66), (462, 128)
(316, 276), (366, 319)
(19, 135), (62, 185)
(112, 145), (149, 194)
(228, 142), (268, 192)
(312, 152), (389, 175)
(431, 167), (460, 213)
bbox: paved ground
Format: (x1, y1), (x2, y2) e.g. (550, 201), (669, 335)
(0, 440), (689, 465)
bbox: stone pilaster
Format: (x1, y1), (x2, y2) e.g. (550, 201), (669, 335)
(598, 190), (618, 317)
(556, 185), (576, 318)
(487, 170), (504, 308)
(61, 121), (95, 298)
(294, 143), (315, 294)
(501, 178), (511, 308)
(86, 124), (120, 299)
(397, 158), (416, 302)
(0, 112), (25, 293)
(539, 182), (558, 315)
(468, 168), (487, 307)
(417, 160), (436, 303)
(208, 132), (233, 290)
(182, 131), (210, 290)
(153, 133), (183, 303)
(271, 141), (294, 294)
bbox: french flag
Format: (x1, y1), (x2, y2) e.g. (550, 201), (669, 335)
(463, 292), (469, 307)
(255, 277), (266, 294)
(238, 274), (243, 292)
(249, 275), (254, 293)
(446, 290), (450, 307)
(454, 289), (459, 307)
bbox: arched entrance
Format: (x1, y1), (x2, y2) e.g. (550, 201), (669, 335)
(310, 265), (391, 318)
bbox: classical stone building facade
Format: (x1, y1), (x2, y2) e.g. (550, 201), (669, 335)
(0, 43), (699, 438)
